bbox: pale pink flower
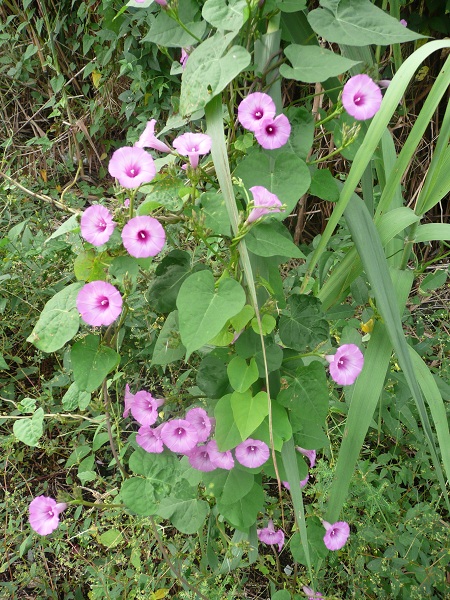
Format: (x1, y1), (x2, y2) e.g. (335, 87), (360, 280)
(184, 408), (212, 443)
(155, 0), (168, 5)
(322, 520), (350, 551)
(303, 586), (324, 599)
(235, 438), (269, 468)
(247, 185), (283, 223)
(257, 519), (285, 552)
(180, 48), (189, 69)
(108, 146), (156, 189)
(296, 447), (316, 469)
(29, 496), (67, 536)
(342, 74), (382, 121)
(135, 119), (171, 153)
(121, 215), (166, 258)
(255, 114), (291, 150)
(76, 281), (123, 327)
(378, 79), (391, 89)
(282, 475), (309, 490)
(172, 132), (212, 169)
(325, 343), (364, 386)
(400, 19), (407, 26)
(161, 419), (199, 454)
(188, 444), (217, 472)
(207, 440), (234, 470)
(124, 387), (164, 426)
(238, 92), (276, 133)
(80, 205), (116, 246)
(136, 424), (164, 453)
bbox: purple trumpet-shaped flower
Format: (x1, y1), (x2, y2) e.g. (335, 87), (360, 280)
(322, 520), (350, 551)
(80, 205), (116, 246)
(108, 146), (156, 189)
(29, 496), (67, 536)
(135, 119), (171, 153)
(238, 92), (276, 133)
(161, 419), (199, 454)
(180, 48), (189, 69)
(255, 114), (291, 150)
(247, 185), (283, 223)
(136, 424), (164, 454)
(296, 447), (316, 469)
(326, 343), (364, 386)
(207, 440), (234, 470)
(123, 385), (164, 426)
(303, 586), (324, 599)
(257, 519), (285, 552)
(77, 281), (123, 327)
(187, 443), (217, 472)
(185, 407), (213, 443)
(235, 438), (269, 468)
(172, 132), (212, 169)
(342, 74), (382, 121)
(121, 215), (166, 258)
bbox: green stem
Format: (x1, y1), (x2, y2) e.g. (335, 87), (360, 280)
(102, 379), (127, 480)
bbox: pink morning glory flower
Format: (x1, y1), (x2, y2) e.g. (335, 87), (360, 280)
(108, 146), (156, 189)
(187, 443), (217, 472)
(322, 520), (350, 551)
(161, 419), (199, 454)
(80, 205), (116, 246)
(172, 132), (212, 169)
(180, 48), (189, 69)
(184, 407), (212, 443)
(296, 447), (316, 469)
(342, 74), (382, 121)
(237, 92), (276, 133)
(207, 440), (235, 470)
(400, 19), (407, 26)
(326, 343), (364, 386)
(29, 496), (67, 536)
(76, 280), (123, 327)
(255, 114), (291, 150)
(123, 386), (164, 426)
(257, 519), (285, 552)
(282, 474), (309, 490)
(136, 424), (164, 453)
(121, 215), (166, 258)
(247, 185), (283, 223)
(235, 438), (270, 468)
(135, 119), (171, 153)
(303, 586), (324, 599)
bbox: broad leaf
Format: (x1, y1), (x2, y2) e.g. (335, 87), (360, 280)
(281, 44), (360, 82)
(215, 394), (243, 451)
(217, 481), (264, 531)
(278, 295), (329, 351)
(13, 408), (44, 447)
(71, 335), (120, 392)
(157, 494), (209, 534)
(231, 390), (269, 439)
(202, 0), (249, 32)
(245, 221), (304, 258)
(152, 311), (186, 366)
(227, 356), (259, 392)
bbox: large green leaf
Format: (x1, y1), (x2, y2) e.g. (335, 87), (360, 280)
(245, 221), (304, 258)
(281, 44), (360, 82)
(234, 150), (310, 218)
(278, 295), (329, 351)
(217, 481), (264, 531)
(141, 2), (206, 48)
(202, 0), (249, 32)
(27, 282), (83, 352)
(180, 31), (250, 115)
(13, 408), (44, 447)
(227, 356), (259, 393)
(308, 0), (425, 46)
(157, 492), (209, 534)
(231, 390), (269, 440)
(214, 394), (244, 451)
(177, 270), (246, 357)
(71, 335), (120, 392)
(151, 311), (186, 366)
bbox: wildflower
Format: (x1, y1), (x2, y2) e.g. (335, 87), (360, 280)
(247, 185), (283, 223)
(303, 586), (324, 599)
(207, 440), (235, 470)
(108, 146), (156, 189)
(400, 18), (407, 26)
(254, 114), (291, 150)
(136, 424), (164, 453)
(180, 48), (189, 69)
(80, 205), (116, 246)
(172, 132), (212, 169)
(160, 419), (199, 454)
(296, 447), (316, 469)
(187, 444), (217, 472)
(121, 215), (166, 258)
(237, 92), (276, 133)
(325, 343), (364, 386)
(184, 407), (212, 443)
(235, 438), (269, 468)
(257, 519), (285, 552)
(341, 74), (382, 121)
(134, 119), (171, 153)
(282, 475), (309, 490)
(123, 386), (164, 426)
(29, 496), (67, 536)
(378, 80), (391, 89)
(322, 520), (350, 551)
(76, 280), (123, 327)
